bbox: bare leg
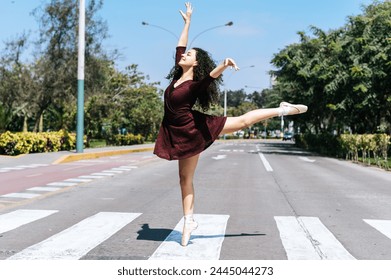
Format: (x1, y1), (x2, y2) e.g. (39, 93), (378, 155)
(178, 153), (200, 216)
(178, 153), (200, 246)
(220, 108), (280, 135)
(220, 102), (307, 135)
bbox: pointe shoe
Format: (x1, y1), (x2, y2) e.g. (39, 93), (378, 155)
(279, 102), (308, 116)
(181, 220), (198, 247)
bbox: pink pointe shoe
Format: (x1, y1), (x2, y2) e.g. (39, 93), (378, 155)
(181, 218), (198, 247)
(279, 102), (308, 116)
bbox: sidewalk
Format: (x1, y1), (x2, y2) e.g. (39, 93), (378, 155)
(0, 143), (155, 167)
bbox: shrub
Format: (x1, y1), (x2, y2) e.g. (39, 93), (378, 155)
(0, 131), (77, 155)
(296, 133), (390, 170)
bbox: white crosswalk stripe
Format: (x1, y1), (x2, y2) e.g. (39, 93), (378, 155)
(1, 193), (41, 199)
(46, 182), (78, 187)
(8, 212), (141, 260)
(364, 219), (391, 239)
(0, 209), (58, 234)
(275, 216), (355, 260)
(27, 187), (62, 192)
(2, 210), (389, 260)
(149, 214), (230, 260)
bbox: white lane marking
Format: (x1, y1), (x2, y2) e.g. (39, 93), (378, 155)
(27, 187), (61, 192)
(0, 210), (58, 234)
(258, 153), (273, 172)
(275, 216), (355, 260)
(219, 149), (231, 152)
(298, 156), (316, 163)
(126, 166), (138, 169)
(27, 164), (49, 167)
(111, 168), (132, 171)
(1, 167), (24, 170)
(79, 175), (105, 179)
(46, 182), (78, 187)
(212, 155), (227, 160)
(91, 172), (115, 176)
(64, 178), (92, 183)
(0, 170), (9, 173)
(149, 214), (230, 260)
(104, 170), (123, 174)
(8, 212), (142, 260)
(1, 193), (41, 199)
(364, 219), (391, 239)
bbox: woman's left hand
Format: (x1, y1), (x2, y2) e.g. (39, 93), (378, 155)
(179, 2), (193, 23)
(224, 58), (240, 71)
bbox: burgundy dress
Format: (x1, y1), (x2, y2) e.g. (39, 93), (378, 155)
(153, 46), (227, 160)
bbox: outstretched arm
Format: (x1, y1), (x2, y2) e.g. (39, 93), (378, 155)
(178, 2), (193, 47)
(210, 58), (240, 78)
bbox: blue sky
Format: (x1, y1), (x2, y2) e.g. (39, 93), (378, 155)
(1, 0), (375, 92)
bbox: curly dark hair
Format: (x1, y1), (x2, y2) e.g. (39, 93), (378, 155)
(166, 47), (223, 111)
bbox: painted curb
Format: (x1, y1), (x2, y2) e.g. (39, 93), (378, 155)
(53, 147), (154, 164)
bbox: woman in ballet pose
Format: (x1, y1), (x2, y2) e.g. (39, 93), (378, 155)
(153, 2), (307, 246)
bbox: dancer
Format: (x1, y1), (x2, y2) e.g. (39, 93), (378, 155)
(153, 2), (307, 246)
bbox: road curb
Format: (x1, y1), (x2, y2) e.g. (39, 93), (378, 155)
(52, 147), (154, 164)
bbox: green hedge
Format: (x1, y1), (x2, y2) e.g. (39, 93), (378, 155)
(295, 133), (390, 169)
(106, 133), (144, 146)
(0, 130), (76, 156)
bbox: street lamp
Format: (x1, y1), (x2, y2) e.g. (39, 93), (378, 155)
(76, 0), (85, 153)
(224, 65), (255, 116)
(189, 21), (233, 48)
(223, 65), (255, 140)
(141, 21), (179, 40)
(141, 21), (233, 47)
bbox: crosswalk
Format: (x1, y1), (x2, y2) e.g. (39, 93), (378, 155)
(0, 165), (138, 203)
(0, 209), (390, 260)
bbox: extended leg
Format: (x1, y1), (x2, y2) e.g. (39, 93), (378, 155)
(220, 102), (307, 135)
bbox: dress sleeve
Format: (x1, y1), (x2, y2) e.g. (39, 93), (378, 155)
(175, 46), (186, 65)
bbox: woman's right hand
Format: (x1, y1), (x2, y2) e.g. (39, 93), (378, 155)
(179, 2), (193, 23)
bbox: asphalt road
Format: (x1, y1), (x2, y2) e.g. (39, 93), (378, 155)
(0, 140), (390, 260)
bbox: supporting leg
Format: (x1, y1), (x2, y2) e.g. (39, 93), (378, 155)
(178, 154), (200, 246)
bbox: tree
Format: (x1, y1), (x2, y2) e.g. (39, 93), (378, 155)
(31, 0), (109, 132)
(270, 1), (391, 135)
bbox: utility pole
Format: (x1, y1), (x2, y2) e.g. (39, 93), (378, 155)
(76, 0), (85, 153)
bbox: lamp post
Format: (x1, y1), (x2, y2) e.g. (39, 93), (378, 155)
(141, 21), (233, 46)
(189, 21), (233, 48)
(223, 65), (255, 140)
(76, 0), (85, 153)
(141, 21), (179, 40)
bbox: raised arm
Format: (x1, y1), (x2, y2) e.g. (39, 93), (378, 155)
(177, 2), (193, 47)
(210, 58), (240, 78)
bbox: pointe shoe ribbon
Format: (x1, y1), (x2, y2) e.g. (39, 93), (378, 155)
(279, 102), (308, 116)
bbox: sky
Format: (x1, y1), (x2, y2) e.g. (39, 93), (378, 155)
(0, 0), (376, 92)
